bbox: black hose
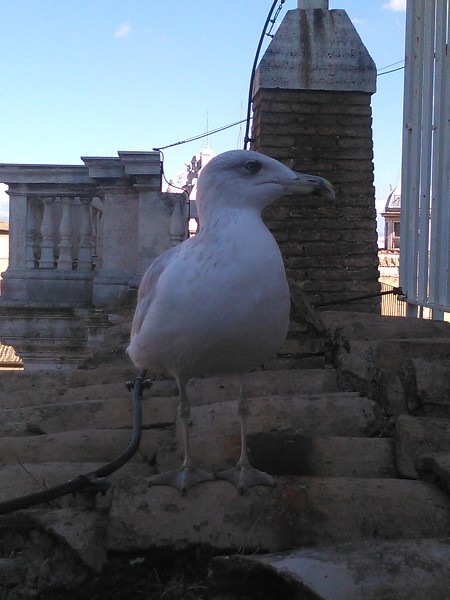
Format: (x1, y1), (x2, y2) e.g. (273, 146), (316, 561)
(244, 0), (280, 149)
(0, 370), (148, 515)
(314, 288), (405, 308)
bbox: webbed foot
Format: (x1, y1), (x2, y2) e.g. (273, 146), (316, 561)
(216, 464), (276, 495)
(149, 466), (215, 496)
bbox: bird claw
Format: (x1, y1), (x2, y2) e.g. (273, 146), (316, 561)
(149, 466), (215, 496)
(216, 464), (276, 495)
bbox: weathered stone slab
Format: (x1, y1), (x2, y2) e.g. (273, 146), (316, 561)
(322, 310), (450, 343)
(403, 358), (450, 415)
(0, 462), (149, 505)
(395, 415), (450, 479)
(106, 476), (450, 552)
(184, 367), (339, 406)
(0, 511), (91, 596)
(27, 508), (108, 572)
(185, 393), (380, 439)
(333, 341), (375, 394)
(157, 433), (396, 477)
(0, 429), (169, 467)
(0, 367), (338, 410)
(247, 434), (396, 478)
(416, 452), (450, 495)
(0, 395), (178, 435)
(210, 538), (450, 600)
(373, 339), (450, 371)
(378, 369), (408, 415)
(334, 338), (450, 397)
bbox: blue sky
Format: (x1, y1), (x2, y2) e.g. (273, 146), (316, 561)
(0, 0), (406, 236)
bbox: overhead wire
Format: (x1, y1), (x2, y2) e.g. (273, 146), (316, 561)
(153, 4), (405, 154)
(152, 119), (248, 152)
(244, 0), (286, 149)
(377, 59), (405, 71)
(377, 65), (405, 76)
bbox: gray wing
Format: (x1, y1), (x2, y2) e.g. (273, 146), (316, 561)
(130, 246), (179, 339)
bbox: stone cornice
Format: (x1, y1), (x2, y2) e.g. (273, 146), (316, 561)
(0, 164), (92, 185)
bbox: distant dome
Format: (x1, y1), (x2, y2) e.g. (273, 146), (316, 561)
(385, 185), (401, 212)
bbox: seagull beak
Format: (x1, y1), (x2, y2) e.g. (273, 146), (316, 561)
(284, 173), (335, 199)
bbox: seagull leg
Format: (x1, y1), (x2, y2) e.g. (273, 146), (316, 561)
(216, 377), (276, 494)
(149, 377), (214, 495)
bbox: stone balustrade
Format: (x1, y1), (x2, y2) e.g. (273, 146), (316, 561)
(24, 194), (101, 271)
(0, 151), (187, 369)
(0, 151), (187, 307)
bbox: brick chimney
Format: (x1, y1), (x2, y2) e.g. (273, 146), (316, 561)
(251, 2), (380, 313)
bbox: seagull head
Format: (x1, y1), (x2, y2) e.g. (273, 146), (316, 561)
(196, 149), (335, 217)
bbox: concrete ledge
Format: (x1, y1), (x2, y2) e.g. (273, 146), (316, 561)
(210, 538), (450, 600)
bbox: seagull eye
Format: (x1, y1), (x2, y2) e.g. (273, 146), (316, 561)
(244, 159), (262, 175)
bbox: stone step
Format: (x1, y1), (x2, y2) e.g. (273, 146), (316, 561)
(184, 367), (340, 406)
(340, 338), (450, 377)
(335, 338), (450, 398)
(0, 429), (170, 467)
(209, 538), (450, 600)
(322, 310), (450, 342)
(0, 395), (178, 436)
(0, 393), (386, 474)
(0, 389), (373, 442)
(157, 433), (397, 477)
(0, 436), (396, 510)
(0, 462), (151, 506)
(186, 393), (381, 438)
(417, 452), (450, 494)
(249, 433), (396, 478)
(106, 476), (450, 552)
(0, 382), (133, 412)
(369, 338), (450, 371)
(0, 363), (136, 394)
(403, 358), (450, 418)
(0, 367), (339, 410)
(395, 415), (450, 479)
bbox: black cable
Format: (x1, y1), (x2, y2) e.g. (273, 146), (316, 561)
(377, 65), (405, 77)
(377, 59), (405, 71)
(244, 0), (283, 149)
(314, 288), (405, 308)
(0, 371), (149, 515)
(154, 9), (401, 155)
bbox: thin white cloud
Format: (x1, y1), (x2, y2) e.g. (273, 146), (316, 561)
(115, 21), (131, 38)
(351, 18), (364, 25)
(382, 0), (406, 11)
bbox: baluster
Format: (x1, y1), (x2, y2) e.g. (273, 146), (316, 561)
(170, 198), (186, 246)
(39, 197), (56, 269)
(91, 204), (103, 269)
(25, 198), (39, 269)
(77, 197), (93, 271)
(57, 196), (74, 270)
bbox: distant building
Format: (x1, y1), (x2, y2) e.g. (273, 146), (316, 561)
(381, 186), (401, 250)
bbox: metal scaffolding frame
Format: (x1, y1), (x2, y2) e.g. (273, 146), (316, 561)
(400, 0), (450, 318)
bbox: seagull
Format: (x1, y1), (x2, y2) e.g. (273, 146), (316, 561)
(127, 149), (334, 494)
